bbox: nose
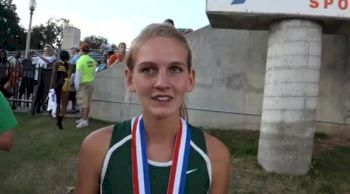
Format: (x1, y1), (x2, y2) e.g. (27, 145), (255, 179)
(154, 70), (170, 90)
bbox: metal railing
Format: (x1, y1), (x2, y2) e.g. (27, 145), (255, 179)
(0, 59), (52, 114)
(2, 49), (105, 114)
(7, 49), (105, 64)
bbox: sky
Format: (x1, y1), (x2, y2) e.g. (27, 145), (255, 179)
(12, 0), (210, 46)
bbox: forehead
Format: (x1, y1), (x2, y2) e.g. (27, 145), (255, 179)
(134, 37), (187, 65)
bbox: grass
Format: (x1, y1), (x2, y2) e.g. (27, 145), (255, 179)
(0, 113), (349, 194)
(0, 113), (110, 194)
(208, 130), (350, 194)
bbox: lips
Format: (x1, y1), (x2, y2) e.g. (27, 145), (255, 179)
(151, 95), (174, 101)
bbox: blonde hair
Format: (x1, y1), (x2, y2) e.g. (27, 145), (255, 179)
(126, 23), (192, 120)
(126, 23), (192, 71)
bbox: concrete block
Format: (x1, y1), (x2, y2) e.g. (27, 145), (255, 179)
(264, 83), (319, 97)
(265, 68), (320, 84)
(268, 42), (310, 58)
(263, 96), (306, 110)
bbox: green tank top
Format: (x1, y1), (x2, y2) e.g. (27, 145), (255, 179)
(100, 120), (211, 194)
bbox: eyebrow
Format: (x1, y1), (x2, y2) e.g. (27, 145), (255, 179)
(137, 61), (186, 67)
(137, 61), (157, 67)
(169, 61), (186, 66)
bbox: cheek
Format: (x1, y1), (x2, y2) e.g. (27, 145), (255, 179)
(133, 78), (151, 93)
(173, 75), (191, 91)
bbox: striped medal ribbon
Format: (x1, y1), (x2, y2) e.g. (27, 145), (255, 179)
(131, 115), (191, 194)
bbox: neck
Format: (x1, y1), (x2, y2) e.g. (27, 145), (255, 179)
(142, 113), (181, 144)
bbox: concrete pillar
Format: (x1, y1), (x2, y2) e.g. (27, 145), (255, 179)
(61, 27), (81, 50)
(258, 20), (322, 175)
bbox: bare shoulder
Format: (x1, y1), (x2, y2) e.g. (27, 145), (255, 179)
(53, 60), (62, 67)
(76, 125), (115, 194)
(81, 125), (114, 154)
(204, 132), (231, 162)
(204, 132), (232, 194)
(52, 61), (58, 69)
(78, 126), (114, 176)
(79, 125), (115, 166)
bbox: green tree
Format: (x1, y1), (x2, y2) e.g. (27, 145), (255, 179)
(31, 18), (71, 49)
(30, 25), (45, 49)
(83, 35), (108, 49)
(0, 0), (26, 51)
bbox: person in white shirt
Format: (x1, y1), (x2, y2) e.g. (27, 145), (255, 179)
(31, 44), (56, 68)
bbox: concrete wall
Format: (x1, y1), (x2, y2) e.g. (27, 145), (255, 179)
(90, 64), (143, 122)
(185, 27), (267, 130)
(90, 26), (350, 135)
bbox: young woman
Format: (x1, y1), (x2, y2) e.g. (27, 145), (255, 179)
(76, 24), (231, 194)
(49, 50), (72, 129)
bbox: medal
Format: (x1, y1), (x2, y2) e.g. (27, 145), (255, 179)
(131, 115), (191, 194)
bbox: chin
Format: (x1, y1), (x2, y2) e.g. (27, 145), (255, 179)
(146, 108), (179, 119)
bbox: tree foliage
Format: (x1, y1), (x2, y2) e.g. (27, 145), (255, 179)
(31, 18), (71, 49)
(83, 35), (107, 49)
(0, 0), (26, 51)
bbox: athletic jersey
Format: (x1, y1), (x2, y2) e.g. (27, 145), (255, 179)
(54, 61), (71, 90)
(76, 54), (96, 83)
(100, 119), (212, 194)
(57, 61), (70, 74)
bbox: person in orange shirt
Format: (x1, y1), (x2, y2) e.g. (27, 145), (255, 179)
(107, 42), (126, 68)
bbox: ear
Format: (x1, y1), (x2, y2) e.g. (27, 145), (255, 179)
(186, 68), (196, 92)
(125, 68), (136, 92)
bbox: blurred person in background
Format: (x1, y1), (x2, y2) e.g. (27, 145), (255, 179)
(164, 18), (193, 34)
(50, 50), (72, 129)
(31, 44), (56, 68)
(67, 46), (81, 113)
(74, 43), (97, 128)
(107, 42), (126, 68)
(100, 40), (112, 63)
(0, 49), (10, 96)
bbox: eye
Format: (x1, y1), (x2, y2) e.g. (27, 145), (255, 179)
(169, 66), (183, 74)
(140, 66), (156, 76)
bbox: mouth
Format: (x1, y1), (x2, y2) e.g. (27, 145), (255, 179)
(151, 95), (174, 102)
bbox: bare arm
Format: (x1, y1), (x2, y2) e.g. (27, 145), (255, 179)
(109, 54), (124, 67)
(49, 62), (58, 89)
(76, 126), (113, 194)
(0, 130), (14, 151)
(74, 70), (81, 91)
(205, 133), (232, 194)
(110, 58), (122, 67)
(37, 55), (51, 64)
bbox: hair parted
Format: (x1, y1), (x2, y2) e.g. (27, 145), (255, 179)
(126, 23), (192, 72)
